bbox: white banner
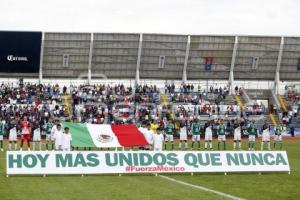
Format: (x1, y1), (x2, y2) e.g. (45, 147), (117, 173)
(158, 55), (165, 69)
(252, 57), (259, 70)
(62, 54), (69, 67)
(6, 151), (290, 175)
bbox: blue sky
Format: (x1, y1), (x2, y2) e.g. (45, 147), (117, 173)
(1, 0), (299, 35)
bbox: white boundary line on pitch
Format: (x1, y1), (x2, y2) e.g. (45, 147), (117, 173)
(157, 174), (246, 200)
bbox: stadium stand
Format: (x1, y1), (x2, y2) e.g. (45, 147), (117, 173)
(1, 32), (300, 143)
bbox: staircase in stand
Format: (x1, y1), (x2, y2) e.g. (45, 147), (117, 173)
(278, 95), (287, 112)
(268, 113), (278, 126)
(235, 95), (244, 109)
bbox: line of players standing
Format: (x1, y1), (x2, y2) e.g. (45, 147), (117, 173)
(138, 119), (285, 151)
(0, 116), (285, 152)
(0, 117), (71, 151)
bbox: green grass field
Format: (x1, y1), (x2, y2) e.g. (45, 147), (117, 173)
(0, 140), (300, 200)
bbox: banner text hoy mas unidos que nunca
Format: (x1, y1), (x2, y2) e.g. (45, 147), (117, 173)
(7, 151), (290, 175)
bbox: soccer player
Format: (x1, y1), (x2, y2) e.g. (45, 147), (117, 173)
(0, 118), (5, 151)
(191, 119), (201, 150)
(138, 122), (147, 150)
(53, 124), (63, 150)
(62, 127), (72, 151)
(32, 121), (41, 150)
(261, 121), (271, 150)
(204, 121), (213, 150)
(246, 120), (257, 150)
(153, 128), (164, 151)
(144, 123), (154, 150)
(138, 122), (147, 133)
(20, 116), (32, 151)
(273, 122), (284, 150)
(138, 122), (153, 150)
(164, 120), (174, 150)
(45, 119), (54, 150)
(179, 122), (188, 150)
(233, 121), (242, 150)
(8, 119), (18, 150)
(217, 119), (226, 150)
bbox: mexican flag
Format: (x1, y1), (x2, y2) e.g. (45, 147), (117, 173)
(62, 122), (148, 148)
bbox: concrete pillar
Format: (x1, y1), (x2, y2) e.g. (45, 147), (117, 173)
(274, 37), (284, 95)
(38, 32), (45, 84)
(229, 36), (238, 95)
(182, 35), (190, 83)
(135, 33), (143, 85)
(87, 33), (94, 85)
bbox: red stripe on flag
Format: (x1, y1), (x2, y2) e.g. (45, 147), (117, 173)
(111, 125), (148, 147)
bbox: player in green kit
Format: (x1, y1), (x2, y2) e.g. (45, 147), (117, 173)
(0, 118), (4, 151)
(191, 119), (201, 149)
(217, 119), (227, 150)
(46, 119), (54, 150)
(164, 120), (175, 150)
(273, 122), (284, 150)
(246, 120), (257, 150)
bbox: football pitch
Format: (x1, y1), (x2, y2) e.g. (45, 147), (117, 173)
(0, 140), (300, 200)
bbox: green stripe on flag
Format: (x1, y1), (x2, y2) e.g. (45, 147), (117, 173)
(63, 122), (96, 148)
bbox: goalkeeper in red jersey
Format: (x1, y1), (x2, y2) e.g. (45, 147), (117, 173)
(20, 116), (32, 151)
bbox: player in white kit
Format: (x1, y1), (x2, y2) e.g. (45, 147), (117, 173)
(53, 124), (63, 150)
(62, 127), (72, 151)
(261, 121), (271, 150)
(204, 121), (213, 150)
(138, 123), (153, 150)
(179, 123), (188, 150)
(8, 119), (18, 150)
(233, 123), (242, 150)
(144, 123), (154, 150)
(138, 123), (147, 150)
(153, 128), (164, 151)
(32, 123), (42, 150)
